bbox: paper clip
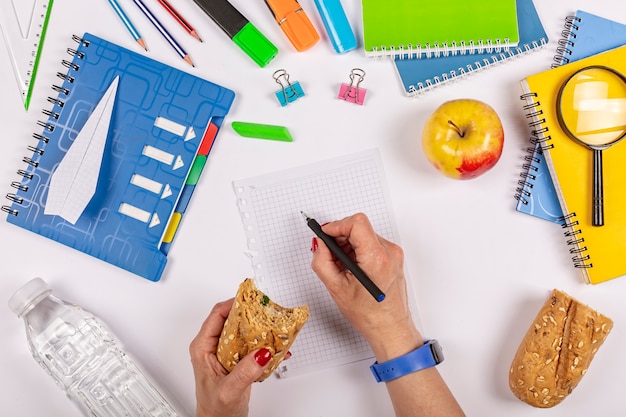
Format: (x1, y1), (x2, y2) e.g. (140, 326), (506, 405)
(274, 69), (305, 106)
(338, 68), (366, 105)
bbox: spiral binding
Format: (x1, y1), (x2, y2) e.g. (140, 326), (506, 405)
(552, 15), (580, 68)
(386, 38), (509, 60)
(516, 93), (592, 269)
(513, 94), (550, 204)
(2, 35), (89, 217)
(408, 38), (547, 97)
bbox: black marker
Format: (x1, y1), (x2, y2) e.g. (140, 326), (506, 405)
(301, 211), (385, 302)
(190, 0), (278, 67)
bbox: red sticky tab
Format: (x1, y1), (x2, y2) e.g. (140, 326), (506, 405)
(199, 122), (218, 156)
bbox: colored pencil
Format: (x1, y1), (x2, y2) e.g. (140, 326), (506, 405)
(107, 0), (148, 50)
(131, 0), (194, 66)
(157, 0), (203, 42)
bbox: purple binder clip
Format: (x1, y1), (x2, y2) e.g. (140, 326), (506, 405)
(338, 68), (366, 105)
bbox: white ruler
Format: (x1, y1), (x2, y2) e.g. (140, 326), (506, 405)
(0, 0), (54, 110)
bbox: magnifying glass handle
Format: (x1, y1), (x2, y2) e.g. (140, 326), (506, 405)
(593, 149), (604, 227)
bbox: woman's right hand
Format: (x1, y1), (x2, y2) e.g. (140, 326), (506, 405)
(309, 212), (422, 361)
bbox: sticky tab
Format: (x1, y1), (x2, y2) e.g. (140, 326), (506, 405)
(232, 121), (293, 142)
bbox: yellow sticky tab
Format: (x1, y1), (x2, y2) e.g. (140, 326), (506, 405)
(163, 212), (182, 243)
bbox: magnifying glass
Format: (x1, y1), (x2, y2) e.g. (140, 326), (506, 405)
(556, 65), (626, 227)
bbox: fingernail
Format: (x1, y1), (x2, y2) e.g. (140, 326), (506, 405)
(321, 222), (330, 226)
(311, 237), (318, 253)
(254, 348), (272, 367)
(286, 351), (292, 360)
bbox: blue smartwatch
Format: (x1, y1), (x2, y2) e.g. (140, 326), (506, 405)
(370, 339), (444, 383)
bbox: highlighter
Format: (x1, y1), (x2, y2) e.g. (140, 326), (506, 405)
(191, 0), (278, 67)
(313, 0), (356, 53)
(263, 0), (319, 51)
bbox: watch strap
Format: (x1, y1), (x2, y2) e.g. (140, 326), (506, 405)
(370, 339), (444, 383)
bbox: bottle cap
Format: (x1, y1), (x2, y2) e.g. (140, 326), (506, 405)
(8, 278), (52, 317)
(232, 22), (278, 67)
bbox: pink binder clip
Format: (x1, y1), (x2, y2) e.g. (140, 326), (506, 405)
(338, 68), (366, 105)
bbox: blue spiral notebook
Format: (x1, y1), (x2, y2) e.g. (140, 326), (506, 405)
(515, 10), (626, 223)
(2, 32), (235, 281)
(393, 0), (547, 96)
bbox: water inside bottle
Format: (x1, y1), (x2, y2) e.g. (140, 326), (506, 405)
(32, 310), (178, 416)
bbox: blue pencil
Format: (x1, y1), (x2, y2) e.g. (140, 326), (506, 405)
(131, 0), (194, 67)
(107, 0), (147, 50)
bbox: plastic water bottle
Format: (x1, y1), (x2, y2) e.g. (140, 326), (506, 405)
(8, 277), (181, 416)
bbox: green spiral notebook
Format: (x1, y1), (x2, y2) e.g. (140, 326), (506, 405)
(362, 0), (519, 58)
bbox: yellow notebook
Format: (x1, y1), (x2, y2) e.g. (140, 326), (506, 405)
(520, 44), (626, 284)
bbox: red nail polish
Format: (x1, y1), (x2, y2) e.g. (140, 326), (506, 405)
(321, 222), (330, 226)
(311, 237), (318, 252)
(254, 348), (272, 367)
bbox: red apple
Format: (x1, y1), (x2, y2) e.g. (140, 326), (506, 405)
(421, 99), (504, 180)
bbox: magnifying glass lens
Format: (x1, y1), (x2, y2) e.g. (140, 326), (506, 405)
(559, 67), (626, 146)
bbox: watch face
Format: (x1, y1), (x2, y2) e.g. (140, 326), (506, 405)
(429, 340), (444, 364)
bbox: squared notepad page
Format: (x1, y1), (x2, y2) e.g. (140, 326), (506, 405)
(233, 150), (411, 377)
(516, 10), (626, 224)
(3, 32), (235, 281)
(362, 0), (519, 57)
(520, 44), (626, 285)
(393, 0), (545, 96)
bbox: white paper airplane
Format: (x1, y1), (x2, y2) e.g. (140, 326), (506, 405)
(44, 76), (119, 224)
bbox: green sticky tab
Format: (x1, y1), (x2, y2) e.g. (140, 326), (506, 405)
(233, 22), (278, 67)
(232, 121), (293, 142)
(186, 155), (207, 185)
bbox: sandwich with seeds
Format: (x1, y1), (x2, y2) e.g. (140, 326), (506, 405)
(217, 278), (310, 381)
(509, 289), (613, 407)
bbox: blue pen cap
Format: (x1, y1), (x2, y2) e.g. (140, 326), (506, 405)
(313, 0), (357, 54)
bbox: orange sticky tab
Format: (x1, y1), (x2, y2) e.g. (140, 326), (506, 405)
(163, 212), (182, 243)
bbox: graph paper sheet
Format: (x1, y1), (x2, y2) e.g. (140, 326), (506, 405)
(233, 149), (404, 378)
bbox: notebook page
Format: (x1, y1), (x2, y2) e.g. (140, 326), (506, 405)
(233, 149), (407, 377)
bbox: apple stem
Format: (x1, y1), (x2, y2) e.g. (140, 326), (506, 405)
(448, 120), (465, 138)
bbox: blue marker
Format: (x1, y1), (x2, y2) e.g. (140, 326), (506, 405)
(313, 0), (356, 54)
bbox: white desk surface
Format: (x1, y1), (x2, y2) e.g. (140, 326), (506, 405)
(2, 0), (626, 415)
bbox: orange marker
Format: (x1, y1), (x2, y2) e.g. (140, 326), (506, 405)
(263, 0), (319, 51)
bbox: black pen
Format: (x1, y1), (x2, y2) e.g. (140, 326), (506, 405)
(301, 211), (385, 302)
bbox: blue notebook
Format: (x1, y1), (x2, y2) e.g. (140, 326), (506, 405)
(515, 10), (626, 223)
(393, 0), (547, 96)
(2, 32), (235, 281)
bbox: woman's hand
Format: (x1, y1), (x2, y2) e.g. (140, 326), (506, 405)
(189, 299), (273, 417)
(310, 212), (421, 361)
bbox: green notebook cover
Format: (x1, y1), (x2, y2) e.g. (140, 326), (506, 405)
(362, 0), (519, 57)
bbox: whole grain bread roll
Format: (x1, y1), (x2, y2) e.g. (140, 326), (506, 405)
(217, 278), (310, 382)
(509, 289), (613, 408)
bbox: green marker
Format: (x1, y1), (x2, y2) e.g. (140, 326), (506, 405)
(191, 0), (278, 67)
(232, 121), (293, 142)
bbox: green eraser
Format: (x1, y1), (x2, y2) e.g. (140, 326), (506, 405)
(232, 121), (293, 142)
(233, 22), (278, 67)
